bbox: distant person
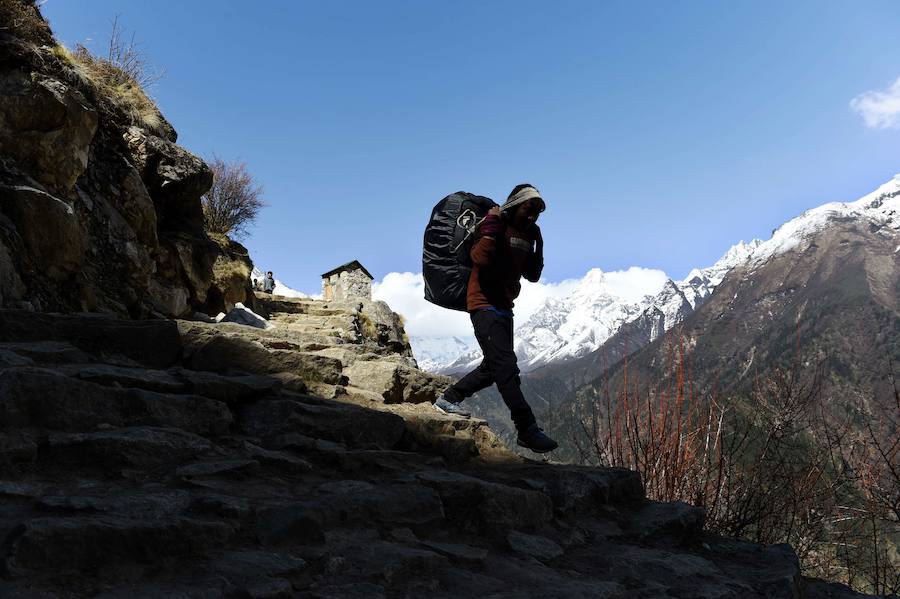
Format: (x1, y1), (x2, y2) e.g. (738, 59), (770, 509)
(252, 278), (259, 291)
(433, 184), (558, 453)
(263, 271), (275, 294)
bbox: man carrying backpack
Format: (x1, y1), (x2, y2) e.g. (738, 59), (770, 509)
(433, 184), (559, 453)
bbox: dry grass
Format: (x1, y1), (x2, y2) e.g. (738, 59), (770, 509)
(357, 312), (380, 342)
(0, 0), (53, 45)
(52, 16), (166, 136)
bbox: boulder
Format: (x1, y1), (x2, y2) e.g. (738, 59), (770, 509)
(206, 236), (257, 314)
(221, 303), (271, 329)
(343, 360), (446, 404)
(57, 363), (186, 393)
(122, 127), (211, 233)
(115, 163), (158, 247)
(0, 184), (84, 279)
(0, 72), (98, 193)
(147, 279), (191, 317)
(161, 234), (219, 305)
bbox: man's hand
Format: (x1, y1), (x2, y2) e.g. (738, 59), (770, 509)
(479, 207), (504, 237)
(533, 223), (543, 248)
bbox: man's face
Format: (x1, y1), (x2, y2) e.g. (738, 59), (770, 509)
(512, 200), (541, 229)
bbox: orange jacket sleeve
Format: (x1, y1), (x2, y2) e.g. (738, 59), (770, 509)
(469, 234), (497, 267)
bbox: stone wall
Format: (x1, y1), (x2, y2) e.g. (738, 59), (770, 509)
(322, 268), (371, 301)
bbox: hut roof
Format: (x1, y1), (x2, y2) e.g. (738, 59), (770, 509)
(320, 260), (373, 280)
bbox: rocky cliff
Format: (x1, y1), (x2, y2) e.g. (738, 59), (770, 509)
(0, 1), (258, 318)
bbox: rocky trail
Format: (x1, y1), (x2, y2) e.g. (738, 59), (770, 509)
(0, 295), (875, 598)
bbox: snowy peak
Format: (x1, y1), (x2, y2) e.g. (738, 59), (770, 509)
(747, 174), (900, 267)
(676, 239), (763, 309)
(410, 335), (477, 372)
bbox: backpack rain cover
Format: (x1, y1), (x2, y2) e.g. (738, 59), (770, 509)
(422, 192), (498, 311)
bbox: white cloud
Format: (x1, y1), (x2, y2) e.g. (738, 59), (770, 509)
(850, 77), (900, 129)
(372, 272), (471, 337)
(371, 267), (668, 339)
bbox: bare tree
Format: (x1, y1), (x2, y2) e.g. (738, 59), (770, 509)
(201, 157), (266, 239)
(574, 334), (900, 594)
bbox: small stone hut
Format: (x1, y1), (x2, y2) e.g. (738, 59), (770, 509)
(321, 260), (373, 301)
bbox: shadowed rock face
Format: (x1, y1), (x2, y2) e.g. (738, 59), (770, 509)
(0, 309), (874, 598)
(0, 19), (256, 318)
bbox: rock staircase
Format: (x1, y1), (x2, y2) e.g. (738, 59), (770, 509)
(0, 307), (873, 598)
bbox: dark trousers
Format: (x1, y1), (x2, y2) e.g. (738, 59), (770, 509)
(444, 309), (537, 433)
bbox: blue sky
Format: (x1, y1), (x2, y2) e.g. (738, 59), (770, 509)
(44, 1), (900, 296)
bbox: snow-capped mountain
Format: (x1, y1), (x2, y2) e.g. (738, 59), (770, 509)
(409, 335), (477, 373)
(251, 267), (312, 299)
(745, 174), (900, 268)
(435, 239), (762, 375)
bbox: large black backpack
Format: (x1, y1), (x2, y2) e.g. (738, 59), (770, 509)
(422, 191), (498, 311)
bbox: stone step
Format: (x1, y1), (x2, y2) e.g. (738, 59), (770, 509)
(0, 310), (181, 368)
(408, 469), (554, 535)
(0, 341), (90, 365)
(43, 427), (213, 471)
(255, 480), (444, 546)
(181, 330), (346, 385)
(51, 363), (280, 405)
(3, 515), (233, 577)
(269, 313), (354, 328)
(470, 463), (645, 515)
(341, 399), (511, 464)
(621, 500), (706, 545)
(239, 395), (407, 450)
(0, 368), (233, 436)
(309, 446), (446, 474)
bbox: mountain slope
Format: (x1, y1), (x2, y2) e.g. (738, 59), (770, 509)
(584, 174), (899, 392)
